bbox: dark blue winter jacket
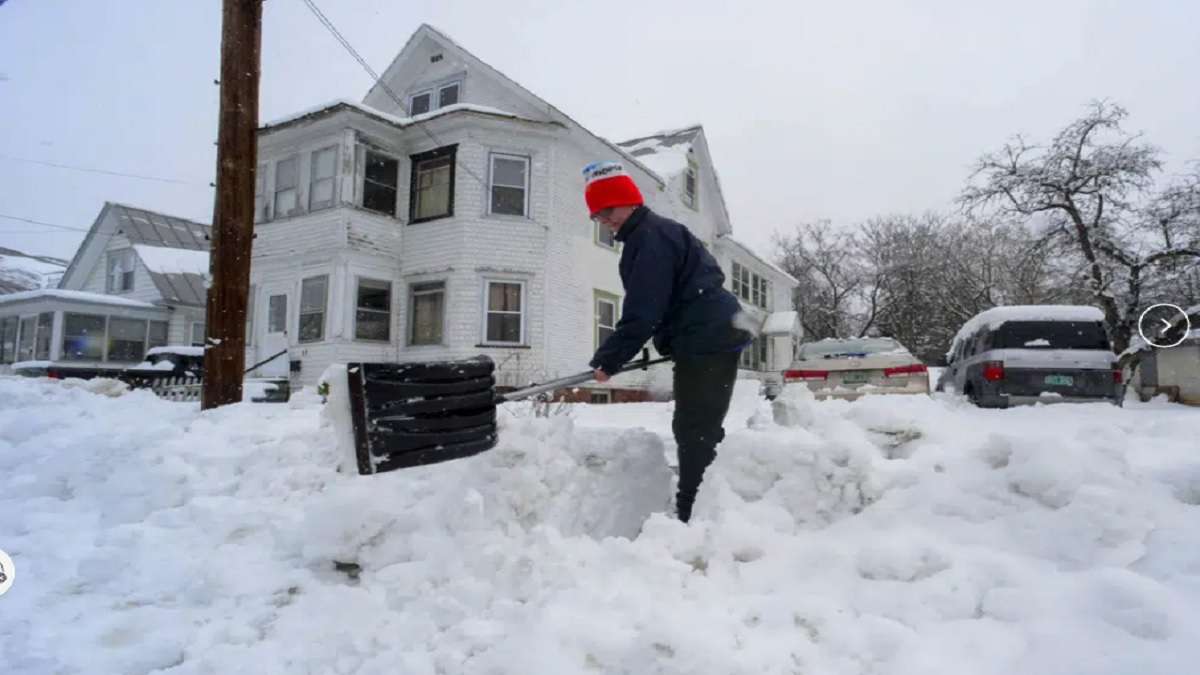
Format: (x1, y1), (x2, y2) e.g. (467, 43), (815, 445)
(589, 206), (748, 375)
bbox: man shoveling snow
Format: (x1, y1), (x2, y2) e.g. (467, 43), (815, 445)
(583, 160), (751, 522)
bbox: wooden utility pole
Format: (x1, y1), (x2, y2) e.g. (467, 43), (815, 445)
(203, 0), (263, 409)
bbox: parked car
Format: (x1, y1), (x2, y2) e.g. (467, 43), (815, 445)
(784, 337), (929, 400)
(937, 305), (1121, 407)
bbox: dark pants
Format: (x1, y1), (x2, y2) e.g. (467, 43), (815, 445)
(671, 351), (740, 522)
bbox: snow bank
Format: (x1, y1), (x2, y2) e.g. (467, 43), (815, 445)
(4, 376), (1200, 674)
(132, 245), (210, 277)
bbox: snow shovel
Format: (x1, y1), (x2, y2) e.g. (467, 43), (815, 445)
(345, 352), (671, 475)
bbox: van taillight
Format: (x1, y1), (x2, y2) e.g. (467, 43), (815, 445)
(46, 369), (61, 380)
(1112, 368), (1123, 384)
(785, 369), (828, 381)
(884, 364), (928, 377)
(982, 361), (1005, 382)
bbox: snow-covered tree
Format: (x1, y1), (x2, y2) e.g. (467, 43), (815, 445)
(960, 101), (1200, 352)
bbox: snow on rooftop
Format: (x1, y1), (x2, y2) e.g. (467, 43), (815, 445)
(133, 245), (210, 277)
(951, 305), (1105, 346)
(146, 346), (206, 357)
(762, 310), (799, 335)
(260, 99), (527, 130)
(0, 288), (158, 308)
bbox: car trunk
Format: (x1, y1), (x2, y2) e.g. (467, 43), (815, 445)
(789, 353), (925, 391)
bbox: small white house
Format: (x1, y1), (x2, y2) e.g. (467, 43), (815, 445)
(246, 24), (799, 400)
(0, 203), (210, 373)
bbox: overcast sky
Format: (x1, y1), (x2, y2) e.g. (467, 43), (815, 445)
(1, 0), (1198, 262)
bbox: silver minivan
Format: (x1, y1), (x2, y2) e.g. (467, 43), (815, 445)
(937, 306), (1122, 407)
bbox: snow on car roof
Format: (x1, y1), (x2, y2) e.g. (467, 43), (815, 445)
(951, 305), (1104, 348)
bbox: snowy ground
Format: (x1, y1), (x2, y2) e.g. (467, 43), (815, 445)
(2, 376), (1200, 674)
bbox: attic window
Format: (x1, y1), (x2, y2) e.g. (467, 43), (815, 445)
(430, 54), (444, 63)
(410, 91), (432, 116)
(683, 158), (698, 210)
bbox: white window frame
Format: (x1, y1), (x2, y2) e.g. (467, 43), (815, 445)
(298, 275), (328, 344)
(480, 279), (526, 346)
(353, 277), (392, 343)
(408, 280), (447, 346)
(274, 155), (300, 218)
(254, 163), (267, 222)
(488, 153), (530, 217)
(594, 291), (619, 351)
(595, 219), (618, 250)
(107, 248), (135, 294)
(191, 321), (206, 348)
(246, 284), (256, 346)
(309, 146), (338, 211)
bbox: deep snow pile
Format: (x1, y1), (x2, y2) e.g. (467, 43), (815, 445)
(2, 376), (1200, 674)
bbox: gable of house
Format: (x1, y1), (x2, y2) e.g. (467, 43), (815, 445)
(61, 203), (212, 308)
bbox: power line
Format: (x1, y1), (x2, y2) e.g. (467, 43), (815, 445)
(0, 154), (208, 187)
(0, 213), (90, 233)
(299, 0), (490, 190)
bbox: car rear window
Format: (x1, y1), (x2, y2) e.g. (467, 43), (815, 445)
(992, 321), (1110, 350)
(799, 338), (903, 359)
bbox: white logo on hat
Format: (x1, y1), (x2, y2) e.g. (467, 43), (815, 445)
(582, 161), (626, 184)
(0, 548), (13, 597)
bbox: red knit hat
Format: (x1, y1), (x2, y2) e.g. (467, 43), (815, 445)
(583, 161), (644, 216)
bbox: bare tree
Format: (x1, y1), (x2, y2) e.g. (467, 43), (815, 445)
(774, 222), (862, 340)
(960, 101), (1200, 352)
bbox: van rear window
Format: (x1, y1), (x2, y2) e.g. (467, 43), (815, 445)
(993, 321), (1110, 350)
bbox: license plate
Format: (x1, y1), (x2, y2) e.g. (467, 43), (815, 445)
(842, 372), (870, 384)
(1044, 375), (1074, 386)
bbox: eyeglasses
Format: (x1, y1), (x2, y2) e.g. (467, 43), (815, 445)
(591, 208), (614, 224)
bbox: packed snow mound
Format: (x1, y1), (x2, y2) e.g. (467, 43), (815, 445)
(3, 377), (1200, 674)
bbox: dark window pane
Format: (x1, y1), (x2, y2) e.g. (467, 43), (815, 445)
(487, 313), (521, 343)
(992, 321), (1110, 350)
(410, 92), (431, 115)
(488, 283), (521, 312)
(438, 84), (459, 107)
(148, 321), (168, 350)
(410, 284), (445, 345)
(492, 157), (525, 186)
(268, 295), (287, 332)
(491, 186), (525, 216)
(62, 313), (106, 361)
(191, 323), (206, 347)
(357, 279), (390, 311)
(35, 312), (53, 360)
(598, 325), (614, 346)
(108, 317), (147, 362)
(299, 314), (323, 342)
(355, 311), (389, 341)
(597, 301), (615, 328)
(301, 276), (327, 313)
(413, 156), (453, 220)
(363, 152), (398, 216)
(0, 317), (17, 363)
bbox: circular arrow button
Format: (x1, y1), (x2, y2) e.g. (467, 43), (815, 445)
(1138, 304), (1191, 349)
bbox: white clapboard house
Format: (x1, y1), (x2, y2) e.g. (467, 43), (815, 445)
(247, 24), (799, 400)
(0, 203), (210, 374)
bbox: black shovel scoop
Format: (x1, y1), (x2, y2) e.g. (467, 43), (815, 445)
(345, 353), (671, 475)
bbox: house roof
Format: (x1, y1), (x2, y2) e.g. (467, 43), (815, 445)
(0, 288), (160, 309)
(59, 203), (212, 308)
(717, 234), (799, 285)
(366, 24), (665, 188)
(615, 125), (701, 181)
(259, 99), (550, 134)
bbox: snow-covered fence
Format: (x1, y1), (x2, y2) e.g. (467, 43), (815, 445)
(118, 371), (203, 402)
